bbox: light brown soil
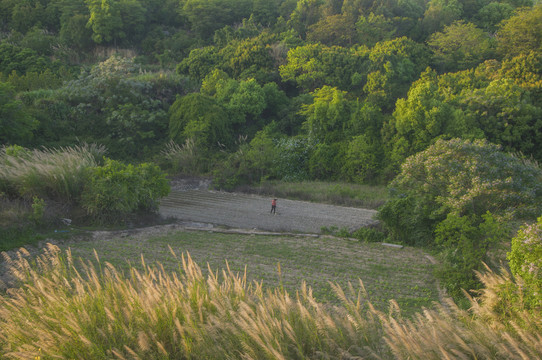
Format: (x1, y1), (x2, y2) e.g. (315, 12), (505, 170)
(159, 189), (378, 233)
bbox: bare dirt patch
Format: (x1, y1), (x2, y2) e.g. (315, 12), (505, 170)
(159, 189), (378, 234)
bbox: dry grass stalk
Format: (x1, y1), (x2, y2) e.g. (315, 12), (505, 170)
(0, 244), (540, 359)
(0, 144), (105, 202)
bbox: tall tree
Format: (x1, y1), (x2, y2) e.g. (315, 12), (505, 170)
(422, 0), (463, 36)
(0, 81), (36, 145)
(287, 0), (325, 38)
(301, 85), (352, 143)
(428, 21), (494, 72)
(181, 0), (253, 39)
(85, 0), (145, 46)
(497, 5), (542, 59)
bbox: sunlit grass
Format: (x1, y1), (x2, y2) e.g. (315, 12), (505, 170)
(1, 244), (540, 359)
(243, 180), (388, 209)
(0, 144), (105, 202)
(61, 229), (439, 313)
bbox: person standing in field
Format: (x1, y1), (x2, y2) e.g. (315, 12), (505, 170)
(270, 198), (277, 214)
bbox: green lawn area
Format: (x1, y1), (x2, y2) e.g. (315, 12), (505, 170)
(59, 228), (439, 315)
(242, 181), (388, 209)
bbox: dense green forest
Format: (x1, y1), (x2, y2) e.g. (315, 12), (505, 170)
(1, 0), (541, 313)
(1, 0), (541, 180)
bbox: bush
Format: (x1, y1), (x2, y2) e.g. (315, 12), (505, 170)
(378, 138), (542, 301)
(352, 227), (387, 243)
(507, 217), (542, 311)
(379, 139), (542, 246)
(81, 158), (170, 221)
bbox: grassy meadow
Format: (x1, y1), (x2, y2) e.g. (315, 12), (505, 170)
(239, 181), (388, 209)
(57, 229), (438, 314)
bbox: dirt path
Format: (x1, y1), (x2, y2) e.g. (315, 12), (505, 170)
(159, 189), (378, 233)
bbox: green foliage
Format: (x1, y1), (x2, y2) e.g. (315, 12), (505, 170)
(58, 2), (94, 53)
(307, 14), (357, 46)
(507, 217), (542, 310)
(379, 138), (542, 301)
(352, 226), (387, 243)
(428, 21), (494, 72)
(29, 195), (45, 225)
(382, 139), (542, 241)
(388, 69), (477, 165)
(301, 86), (352, 143)
(356, 13), (396, 47)
(177, 46), (222, 81)
(81, 158), (170, 220)
(475, 2), (514, 32)
(0, 81), (36, 145)
(279, 43), (370, 93)
(434, 212), (507, 299)
(274, 135), (313, 181)
(2, 69), (64, 92)
(497, 5), (542, 59)
(378, 195), (435, 246)
(422, 0), (463, 36)
(227, 78), (267, 124)
(85, 0), (146, 46)
(387, 60), (542, 168)
(24, 56), (192, 160)
(181, 0), (253, 39)
(168, 92), (232, 151)
(212, 136), (251, 190)
(364, 37), (430, 109)
(464, 77), (542, 159)
(287, 0), (325, 38)
(343, 134), (382, 183)
(308, 142), (343, 180)
(218, 32), (277, 81)
(0, 42), (59, 76)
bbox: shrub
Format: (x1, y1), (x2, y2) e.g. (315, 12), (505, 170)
(378, 138), (542, 301)
(352, 227), (387, 243)
(379, 138), (542, 246)
(507, 217), (542, 311)
(28, 196), (45, 225)
(81, 158), (170, 221)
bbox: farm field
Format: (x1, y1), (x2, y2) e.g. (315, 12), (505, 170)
(160, 189), (378, 233)
(58, 224), (439, 314)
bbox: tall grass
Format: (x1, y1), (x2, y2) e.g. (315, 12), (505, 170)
(0, 144), (105, 203)
(0, 244), (386, 359)
(160, 139), (202, 175)
(381, 271), (542, 359)
(242, 180), (388, 209)
(1, 245), (541, 359)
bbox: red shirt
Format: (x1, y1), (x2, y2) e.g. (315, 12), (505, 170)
(272, 199), (276, 206)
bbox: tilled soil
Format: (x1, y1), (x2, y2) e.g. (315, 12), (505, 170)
(159, 189), (378, 233)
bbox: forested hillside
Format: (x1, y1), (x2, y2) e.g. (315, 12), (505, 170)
(1, 0), (540, 184)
